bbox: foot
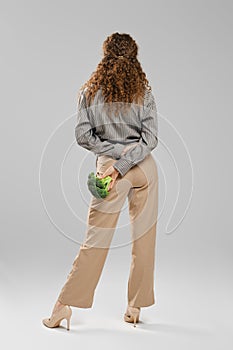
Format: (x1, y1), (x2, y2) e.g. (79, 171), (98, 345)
(42, 305), (72, 330)
(51, 300), (66, 317)
(127, 305), (141, 312)
(124, 305), (141, 326)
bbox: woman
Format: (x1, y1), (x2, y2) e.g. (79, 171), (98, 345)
(42, 32), (159, 330)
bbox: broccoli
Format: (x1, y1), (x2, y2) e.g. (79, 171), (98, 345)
(87, 172), (113, 199)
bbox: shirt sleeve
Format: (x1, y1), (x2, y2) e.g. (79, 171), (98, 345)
(75, 89), (125, 159)
(113, 90), (158, 176)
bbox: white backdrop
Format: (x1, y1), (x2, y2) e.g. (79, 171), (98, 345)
(1, 0), (232, 349)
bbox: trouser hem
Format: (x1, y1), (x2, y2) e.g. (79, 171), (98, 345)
(58, 297), (93, 309)
(128, 299), (156, 308)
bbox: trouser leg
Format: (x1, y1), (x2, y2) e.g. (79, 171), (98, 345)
(58, 244), (109, 308)
(57, 159), (132, 308)
(127, 155), (159, 307)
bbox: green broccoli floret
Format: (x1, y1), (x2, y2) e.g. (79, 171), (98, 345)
(87, 172), (112, 199)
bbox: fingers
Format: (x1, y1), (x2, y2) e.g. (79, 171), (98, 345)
(98, 170), (109, 179)
(99, 171), (110, 179)
(108, 179), (114, 191)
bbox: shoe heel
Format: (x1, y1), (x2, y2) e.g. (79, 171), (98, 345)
(66, 317), (71, 331)
(133, 314), (137, 327)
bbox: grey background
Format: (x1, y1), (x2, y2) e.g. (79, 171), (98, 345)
(1, 0), (232, 349)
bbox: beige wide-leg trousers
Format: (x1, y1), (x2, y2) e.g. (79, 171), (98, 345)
(57, 153), (158, 308)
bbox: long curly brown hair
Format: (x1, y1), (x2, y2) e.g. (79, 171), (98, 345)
(78, 32), (152, 117)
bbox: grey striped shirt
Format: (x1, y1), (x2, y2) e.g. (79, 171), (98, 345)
(75, 87), (158, 176)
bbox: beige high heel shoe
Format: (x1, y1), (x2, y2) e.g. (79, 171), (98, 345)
(42, 305), (72, 331)
(124, 305), (141, 327)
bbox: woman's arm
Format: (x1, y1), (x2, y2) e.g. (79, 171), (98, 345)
(75, 89), (125, 159)
(113, 90), (158, 176)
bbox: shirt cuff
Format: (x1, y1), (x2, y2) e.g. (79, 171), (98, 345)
(113, 158), (133, 177)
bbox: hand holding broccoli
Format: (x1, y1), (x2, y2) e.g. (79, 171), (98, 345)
(87, 172), (113, 199)
(98, 165), (120, 191)
(87, 164), (120, 198)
